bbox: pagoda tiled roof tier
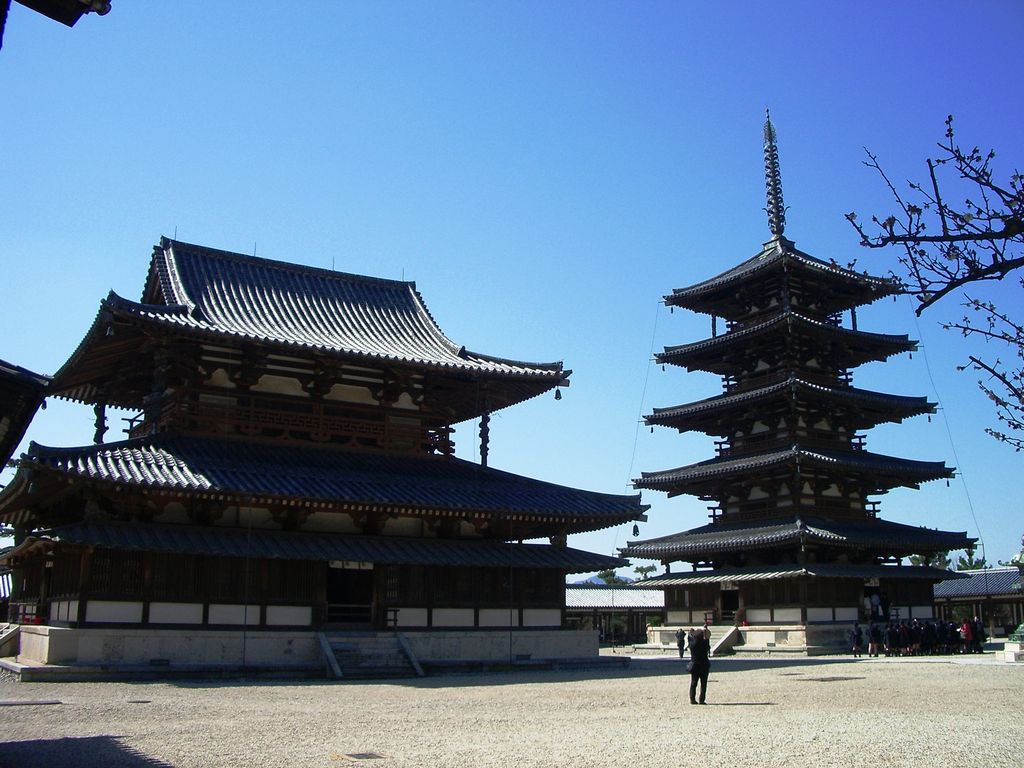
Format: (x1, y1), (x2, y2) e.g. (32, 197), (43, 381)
(646, 377), (935, 435)
(634, 563), (964, 586)
(1, 434), (645, 535)
(656, 311), (917, 375)
(621, 514), (973, 560)
(636, 445), (953, 497)
(48, 238), (568, 421)
(665, 236), (900, 320)
(0, 359), (50, 467)
(2, 521), (624, 573)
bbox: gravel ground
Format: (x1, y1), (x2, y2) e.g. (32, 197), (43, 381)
(0, 654), (1020, 768)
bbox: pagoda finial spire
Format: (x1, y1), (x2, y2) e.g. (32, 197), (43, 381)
(763, 108), (786, 237)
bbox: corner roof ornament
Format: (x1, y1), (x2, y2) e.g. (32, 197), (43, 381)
(763, 108), (787, 237)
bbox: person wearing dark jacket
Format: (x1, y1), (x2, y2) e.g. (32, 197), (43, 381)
(688, 627), (711, 705)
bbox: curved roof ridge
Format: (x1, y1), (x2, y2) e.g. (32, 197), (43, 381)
(667, 238), (897, 303)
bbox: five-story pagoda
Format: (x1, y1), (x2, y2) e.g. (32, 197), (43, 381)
(623, 115), (973, 650)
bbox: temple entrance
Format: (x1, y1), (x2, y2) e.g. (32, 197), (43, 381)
(326, 561), (374, 626)
(720, 588), (739, 623)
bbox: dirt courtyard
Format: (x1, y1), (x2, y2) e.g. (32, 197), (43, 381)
(1, 654), (1020, 768)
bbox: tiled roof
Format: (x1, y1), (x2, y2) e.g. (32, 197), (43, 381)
(622, 515), (974, 558)
(0, 358), (49, 467)
(933, 567), (1022, 599)
(666, 237), (898, 307)
(15, 434), (644, 526)
(49, 239), (568, 415)
(131, 238), (565, 378)
(647, 377), (934, 432)
(636, 563), (962, 586)
(5, 522), (624, 573)
(565, 585), (665, 609)
(636, 445), (953, 493)
(657, 311), (916, 370)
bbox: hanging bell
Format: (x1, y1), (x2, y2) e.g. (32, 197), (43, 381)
(632, 523), (640, 537)
(554, 389), (562, 400)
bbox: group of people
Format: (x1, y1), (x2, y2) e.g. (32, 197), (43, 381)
(849, 617), (987, 657)
(676, 626), (712, 704)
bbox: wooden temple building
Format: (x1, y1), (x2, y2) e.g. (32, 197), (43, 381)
(623, 115), (973, 653)
(0, 237), (645, 672)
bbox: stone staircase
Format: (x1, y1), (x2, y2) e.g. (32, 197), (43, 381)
(318, 631), (423, 680)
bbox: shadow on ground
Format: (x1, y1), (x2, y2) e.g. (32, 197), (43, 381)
(152, 655), (857, 691)
(0, 735), (173, 768)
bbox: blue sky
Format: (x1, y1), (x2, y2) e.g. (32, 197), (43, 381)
(2, 1), (1022, 571)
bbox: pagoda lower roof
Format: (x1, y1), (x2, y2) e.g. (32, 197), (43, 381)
(646, 376), (935, 434)
(633, 563), (965, 587)
(636, 445), (953, 495)
(49, 238), (567, 417)
(2, 434), (645, 532)
(621, 515), (974, 559)
(2, 521), (623, 573)
(665, 236), (900, 319)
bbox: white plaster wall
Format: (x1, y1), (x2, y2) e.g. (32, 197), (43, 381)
(302, 510), (360, 533)
(325, 383), (376, 404)
(807, 607), (833, 622)
(774, 608), (802, 623)
(432, 608), (474, 627)
(86, 601), (144, 624)
(910, 605), (934, 619)
(834, 607), (858, 621)
(154, 501), (190, 524)
(395, 608), (429, 627)
(402, 629), (596, 661)
(380, 516), (424, 536)
(478, 609), (515, 627)
(149, 602), (204, 624)
(522, 609), (561, 627)
(265, 605), (313, 626)
(208, 604), (260, 625)
(667, 610), (694, 625)
(252, 374), (307, 397)
(746, 608), (772, 623)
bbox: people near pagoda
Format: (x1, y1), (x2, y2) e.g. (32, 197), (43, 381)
(687, 627), (711, 705)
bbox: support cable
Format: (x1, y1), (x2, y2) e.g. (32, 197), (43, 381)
(906, 297), (986, 562)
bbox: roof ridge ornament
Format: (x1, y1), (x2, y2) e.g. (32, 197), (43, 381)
(763, 108), (787, 237)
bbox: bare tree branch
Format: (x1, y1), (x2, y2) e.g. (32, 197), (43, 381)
(849, 116), (1024, 451)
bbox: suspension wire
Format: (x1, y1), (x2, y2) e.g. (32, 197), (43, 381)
(625, 300), (662, 493)
(906, 296), (986, 563)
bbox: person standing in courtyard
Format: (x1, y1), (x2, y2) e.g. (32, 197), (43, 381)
(849, 622), (864, 657)
(688, 626), (711, 705)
